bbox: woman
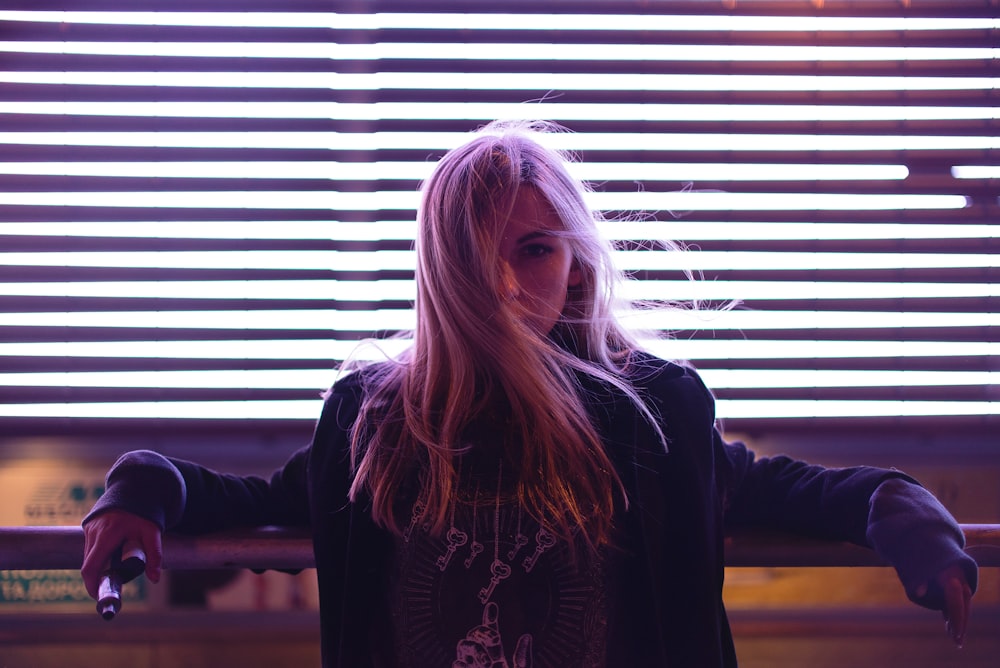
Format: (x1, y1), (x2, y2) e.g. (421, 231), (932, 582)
(82, 120), (976, 667)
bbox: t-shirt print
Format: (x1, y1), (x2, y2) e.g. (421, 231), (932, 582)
(388, 495), (609, 668)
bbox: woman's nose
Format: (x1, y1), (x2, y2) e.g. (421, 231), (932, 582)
(500, 264), (521, 302)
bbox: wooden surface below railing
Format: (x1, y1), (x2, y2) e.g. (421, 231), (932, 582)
(1, 525), (998, 571)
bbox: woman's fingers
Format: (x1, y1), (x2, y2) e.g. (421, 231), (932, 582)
(938, 564), (973, 648)
(81, 510), (162, 599)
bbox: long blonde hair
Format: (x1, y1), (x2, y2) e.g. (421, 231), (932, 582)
(348, 120), (662, 549)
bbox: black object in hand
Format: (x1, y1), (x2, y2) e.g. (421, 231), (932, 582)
(96, 543), (147, 621)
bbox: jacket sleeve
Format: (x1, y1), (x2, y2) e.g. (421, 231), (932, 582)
(719, 438), (912, 547)
(867, 477), (978, 609)
(82, 372), (365, 534)
(660, 366), (903, 545)
(82, 445), (312, 534)
(82, 448), (189, 531)
(672, 365), (977, 610)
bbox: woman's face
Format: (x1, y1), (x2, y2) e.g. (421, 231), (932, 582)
(497, 186), (581, 336)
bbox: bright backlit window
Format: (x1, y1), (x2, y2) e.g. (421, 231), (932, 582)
(0, 2), (997, 428)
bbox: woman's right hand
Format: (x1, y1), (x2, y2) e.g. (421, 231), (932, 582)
(81, 509), (163, 599)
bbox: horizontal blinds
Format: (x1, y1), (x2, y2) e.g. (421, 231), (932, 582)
(0, 1), (997, 434)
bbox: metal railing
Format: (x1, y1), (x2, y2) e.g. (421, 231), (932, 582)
(1, 524), (998, 571)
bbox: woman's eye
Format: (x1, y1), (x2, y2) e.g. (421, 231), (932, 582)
(521, 243), (552, 258)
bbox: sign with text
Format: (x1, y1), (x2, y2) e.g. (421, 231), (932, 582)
(0, 457), (145, 607)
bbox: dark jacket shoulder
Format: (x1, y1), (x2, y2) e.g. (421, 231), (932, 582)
(626, 352), (717, 428)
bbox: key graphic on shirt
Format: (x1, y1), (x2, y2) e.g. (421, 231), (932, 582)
(403, 501), (426, 542)
(477, 558), (512, 604)
(506, 533), (529, 560)
(521, 529), (555, 573)
(436, 527), (469, 571)
(464, 540), (484, 568)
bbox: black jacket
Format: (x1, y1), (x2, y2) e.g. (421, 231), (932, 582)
(87, 356), (977, 667)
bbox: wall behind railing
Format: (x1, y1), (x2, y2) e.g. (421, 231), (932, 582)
(0, 525), (998, 668)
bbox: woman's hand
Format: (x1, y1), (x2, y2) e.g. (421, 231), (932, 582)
(81, 509), (163, 599)
(916, 563), (973, 648)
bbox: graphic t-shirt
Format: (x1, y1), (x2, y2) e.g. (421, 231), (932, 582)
(387, 473), (611, 668)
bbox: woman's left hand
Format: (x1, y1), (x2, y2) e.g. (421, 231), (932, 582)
(916, 563), (973, 647)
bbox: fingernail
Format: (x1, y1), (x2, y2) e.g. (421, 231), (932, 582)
(946, 622), (963, 648)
